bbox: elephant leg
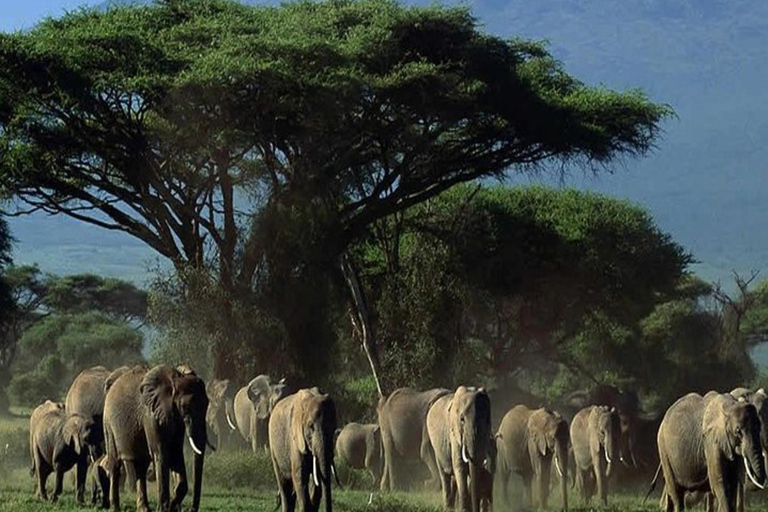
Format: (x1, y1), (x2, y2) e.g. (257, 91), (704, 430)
(34, 451), (49, 501)
(292, 454), (311, 512)
(439, 471), (453, 508)
(736, 482), (744, 512)
(171, 468), (189, 512)
(109, 460), (121, 512)
(50, 469), (64, 502)
(420, 428), (441, 491)
(75, 457), (87, 505)
(277, 478), (295, 512)
(667, 484), (684, 512)
(454, 465), (469, 512)
(538, 459), (552, 509)
(521, 473), (533, 508)
(96, 465), (110, 509)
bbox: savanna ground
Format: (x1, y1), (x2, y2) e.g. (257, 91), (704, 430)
(2, 413), (764, 512)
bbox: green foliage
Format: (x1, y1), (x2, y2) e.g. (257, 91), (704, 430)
(362, 184), (698, 404)
(9, 311), (144, 406)
(0, 0), (671, 385)
(204, 450), (274, 490)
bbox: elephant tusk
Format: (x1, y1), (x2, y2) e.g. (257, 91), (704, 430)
(313, 455), (320, 488)
(744, 456), (765, 490)
(555, 456), (563, 478)
(226, 412), (237, 431)
(189, 436), (204, 456)
(367, 492), (373, 505)
(461, 444), (469, 464)
(605, 451), (612, 465)
(331, 462), (342, 487)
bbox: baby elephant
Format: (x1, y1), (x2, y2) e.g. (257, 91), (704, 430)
(335, 423), (382, 487)
(29, 400), (96, 503)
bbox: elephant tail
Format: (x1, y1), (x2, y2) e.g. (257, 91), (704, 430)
(642, 463), (663, 505)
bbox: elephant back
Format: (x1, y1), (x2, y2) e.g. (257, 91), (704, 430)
(65, 366), (112, 419)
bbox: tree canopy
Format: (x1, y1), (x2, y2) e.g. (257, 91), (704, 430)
(356, 186), (693, 396)
(0, 0), (673, 387)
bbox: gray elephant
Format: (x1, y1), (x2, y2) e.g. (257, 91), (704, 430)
(496, 405), (569, 510)
(426, 386), (492, 512)
(378, 387), (451, 491)
(654, 392), (765, 512)
(206, 378), (239, 451)
(103, 364), (212, 512)
(269, 387), (337, 512)
(657, 392), (766, 512)
(570, 405), (620, 506)
(234, 375), (288, 452)
(29, 400), (97, 503)
(729, 388), (768, 512)
(335, 422), (382, 487)
(65, 365), (129, 504)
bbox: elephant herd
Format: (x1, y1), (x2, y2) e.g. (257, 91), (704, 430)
(25, 365), (768, 512)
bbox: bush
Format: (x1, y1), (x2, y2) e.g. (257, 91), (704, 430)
(8, 371), (60, 407)
(204, 449), (274, 490)
(0, 418), (31, 478)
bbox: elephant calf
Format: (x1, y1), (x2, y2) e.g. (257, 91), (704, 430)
(335, 423), (382, 487)
(29, 400), (96, 503)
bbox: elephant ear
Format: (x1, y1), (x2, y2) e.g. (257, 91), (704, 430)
(532, 430), (547, 457)
(63, 416), (83, 456)
(703, 395), (736, 461)
(140, 366), (177, 428)
(290, 392), (309, 454)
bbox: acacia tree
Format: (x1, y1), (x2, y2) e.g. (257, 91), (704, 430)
(362, 185), (691, 394)
(0, 0), (672, 393)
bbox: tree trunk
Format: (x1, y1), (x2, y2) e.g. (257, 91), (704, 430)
(339, 253), (384, 398)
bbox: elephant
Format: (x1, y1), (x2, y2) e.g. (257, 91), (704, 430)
(478, 436), (496, 512)
(29, 400), (97, 503)
(727, 388), (768, 512)
(65, 365), (129, 504)
(90, 454), (128, 509)
(426, 385), (492, 512)
(103, 364), (211, 512)
(206, 378), (240, 451)
(269, 387), (337, 512)
(563, 384), (639, 469)
(334, 422), (382, 487)
(570, 405), (620, 505)
(657, 392), (766, 512)
(496, 405), (569, 510)
(378, 387), (451, 491)
(234, 375), (288, 452)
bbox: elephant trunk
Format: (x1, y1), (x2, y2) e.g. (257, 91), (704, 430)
(743, 433), (767, 489)
(186, 417), (208, 512)
(470, 459), (481, 512)
(318, 449), (333, 512)
(556, 437), (568, 510)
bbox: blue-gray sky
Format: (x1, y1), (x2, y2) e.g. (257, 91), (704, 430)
(1, 0), (93, 32)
